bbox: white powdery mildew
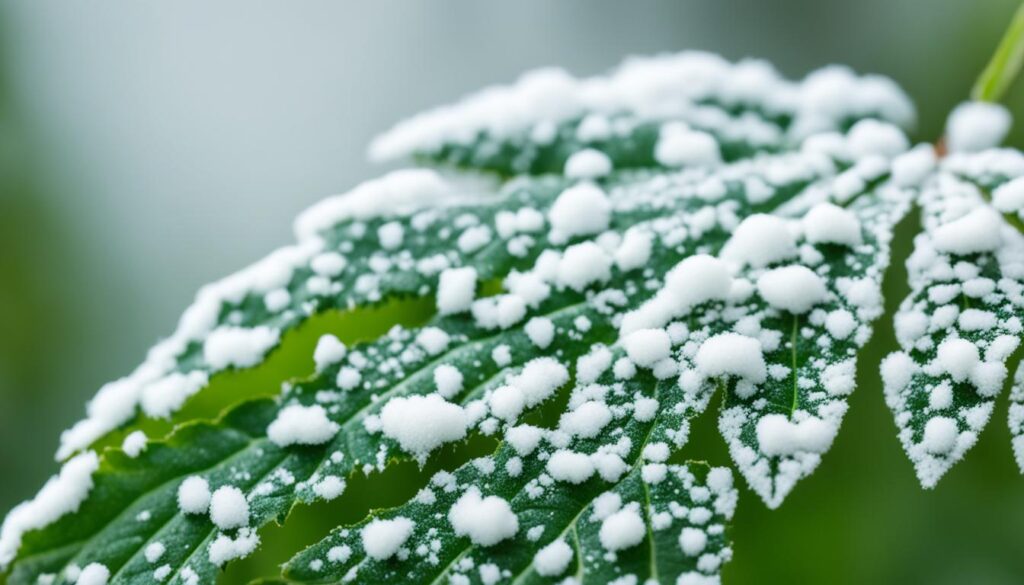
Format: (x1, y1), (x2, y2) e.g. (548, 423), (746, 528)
(0, 451), (99, 567)
(370, 52), (913, 162)
(708, 168), (912, 508)
(11, 50), (954, 582)
(267, 404), (340, 447)
(883, 164), (1024, 488)
(1009, 366), (1024, 473)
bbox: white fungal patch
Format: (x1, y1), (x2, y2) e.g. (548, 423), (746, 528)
(695, 333), (766, 383)
(267, 404), (340, 447)
(361, 517), (414, 560)
(757, 265), (827, 314)
(546, 450), (595, 484)
(623, 328), (672, 367)
(76, 563), (110, 585)
(380, 394), (468, 459)
(802, 203), (862, 246)
(203, 326), (280, 369)
(721, 214), (796, 268)
(433, 364), (464, 399)
(756, 414), (837, 456)
(655, 123), (721, 168)
(209, 528), (260, 566)
(548, 183), (611, 242)
(209, 486), (249, 530)
(313, 335), (347, 371)
(557, 242), (613, 291)
(564, 148), (612, 179)
(931, 207), (1003, 255)
(437, 267), (477, 315)
(121, 431), (148, 458)
(178, 476), (212, 515)
(945, 101), (1011, 153)
(508, 358), (570, 407)
(922, 416), (959, 454)
(0, 451), (99, 567)
(598, 507), (645, 551)
(448, 488), (519, 546)
(533, 538), (573, 576)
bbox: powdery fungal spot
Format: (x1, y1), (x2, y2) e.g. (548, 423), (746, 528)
(361, 517), (414, 560)
(448, 488), (519, 546)
(267, 404), (340, 447)
(380, 394), (468, 459)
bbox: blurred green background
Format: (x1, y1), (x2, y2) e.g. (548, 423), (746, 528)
(2, 1), (1024, 583)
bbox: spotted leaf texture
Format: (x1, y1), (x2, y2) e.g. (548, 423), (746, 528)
(7, 52), (1017, 585)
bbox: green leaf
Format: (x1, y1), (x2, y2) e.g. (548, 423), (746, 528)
(882, 158), (1024, 487)
(1, 52), (931, 585)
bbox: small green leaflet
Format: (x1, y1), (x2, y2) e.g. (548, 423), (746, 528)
(882, 153), (1024, 487)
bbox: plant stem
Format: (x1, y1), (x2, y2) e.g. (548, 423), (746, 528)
(971, 2), (1024, 103)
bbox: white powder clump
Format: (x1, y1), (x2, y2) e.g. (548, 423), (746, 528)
(825, 309), (857, 340)
(506, 425), (543, 456)
(0, 451), (99, 567)
(267, 404), (340, 447)
(623, 328), (672, 367)
(620, 254), (732, 335)
(509, 358), (570, 406)
(922, 416), (959, 454)
(361, 517), (415, 560)
(203, 326), (280, 369)
(313, 476), (347, 501)
(932, 207), (1003, 255)
(178, 476), (211, 515)
(208, 528), (260, 566)
(489, 385), (526, 421)
(934, 338), (979, 382)
(416, 327), (451, 355)
(945, 101), (1011, 153)
(336, 367), (362, 390)
(377, 221), (404, 250)
(881, 352), (915, 392)
(144, 542), (165, 563)
(655, 123), (721, 168)
(757, 265), (827, 314)
(533, 538), (573, 577)
(614, 230), (653, 272)
(437, 267), (477, 315)
(695, 333), (766, 383)
(122, 431), (147, 458)
(380, 394), (468, 459)
(313, 335), (347, 371)
(546, 450), (595, 484)
(76, 563), (110, 585)
(679, 527), (707, 556)
(560, 401), (613, 438)
(599, 507), (645, 551)
(564, 148), (612, 179)
(557, 241), (612, 291)
(802, 203), (862, 246)
(433, 364), (464, 399)
(993, 176), (1024, 213)
(448, 488), (518, 546)
(721, 215), (797, 268)
(756, 414), (837, 456)
(548, 183), (611, 242)
(845, 119), (909, 159)
(209, 486), (249, 530)
(525, 317), (555, 349)
(327, 545), (351, 563)
(140, 371), (210, 419)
